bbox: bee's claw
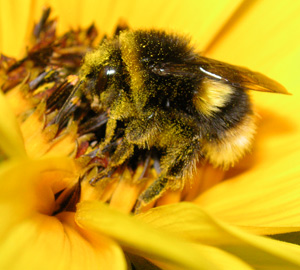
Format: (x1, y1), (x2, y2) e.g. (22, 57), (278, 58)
(134, 200), (142, 214)
(89, 168), (116, 185)
(134, 176), (169, 214)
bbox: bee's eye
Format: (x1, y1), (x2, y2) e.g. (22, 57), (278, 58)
(98, 66), (117, 80)
(97, 66), (117, 92)
(104, 66), (117, 77)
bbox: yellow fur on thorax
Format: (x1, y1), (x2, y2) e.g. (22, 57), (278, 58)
(119, 32), (148, 110)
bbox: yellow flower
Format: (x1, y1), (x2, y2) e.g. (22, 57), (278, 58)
(1, 1), (300, 269)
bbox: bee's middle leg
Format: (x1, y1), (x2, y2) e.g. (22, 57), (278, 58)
(109, 116), (160, 167)
(90, 139), (134, 185)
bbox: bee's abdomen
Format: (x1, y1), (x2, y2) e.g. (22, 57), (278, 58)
(195, 79), (256, 168)
(193, 78), (253, 134)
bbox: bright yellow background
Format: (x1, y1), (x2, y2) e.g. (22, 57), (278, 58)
(0, 0), (241, 56)
(1, 0), (300, 93)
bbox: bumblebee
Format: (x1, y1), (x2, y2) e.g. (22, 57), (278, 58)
(55, 29), (288, 211)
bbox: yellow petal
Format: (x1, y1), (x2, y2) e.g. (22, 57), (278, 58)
(109, 168), (144, 213)
(4, 83), (35, 120)
(194, 122), (300, 235)
(202, 3), (300, 225)
(0, 157), (126, 270)
(137, 202), (300, 269)
(0, 160), (34, 234)
(0, 90), (26, 159)
(76, 200), (253, 270)
(0, 0), (34, 57)
(192, 41), (300, 235)
(0, 157), (77, 231)
(2, 0), (243, 56)
(205, 1), (300, 92)
(0, 212), (126, 270)
(19, 101), (77, 159)
(153, 243), (253, 270)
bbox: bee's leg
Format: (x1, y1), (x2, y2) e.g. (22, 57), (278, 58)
(135, 176), (169, 213)
(93, 117), (159, 187)
(78, 112), (108, 135)
(125, 117), (161, 148)
(100, 90), (134, 149)
(89, 167), (116, 185)
(135, 137), (201, 212)
(109, 139), (135, 167)
(161, 138), (201, 182)
(100, 117), (117, 149)
(90, 139), (135, 185)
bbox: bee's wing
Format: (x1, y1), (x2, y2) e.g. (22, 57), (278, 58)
(150, 56), (290, 94)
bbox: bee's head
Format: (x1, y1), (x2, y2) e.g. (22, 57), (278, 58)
(79, 39), (124, 111)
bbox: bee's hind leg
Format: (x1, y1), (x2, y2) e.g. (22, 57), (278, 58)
(135, 176), (169, 213)
(134, 137), (201, 213)
(109, 139), (134, 166)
